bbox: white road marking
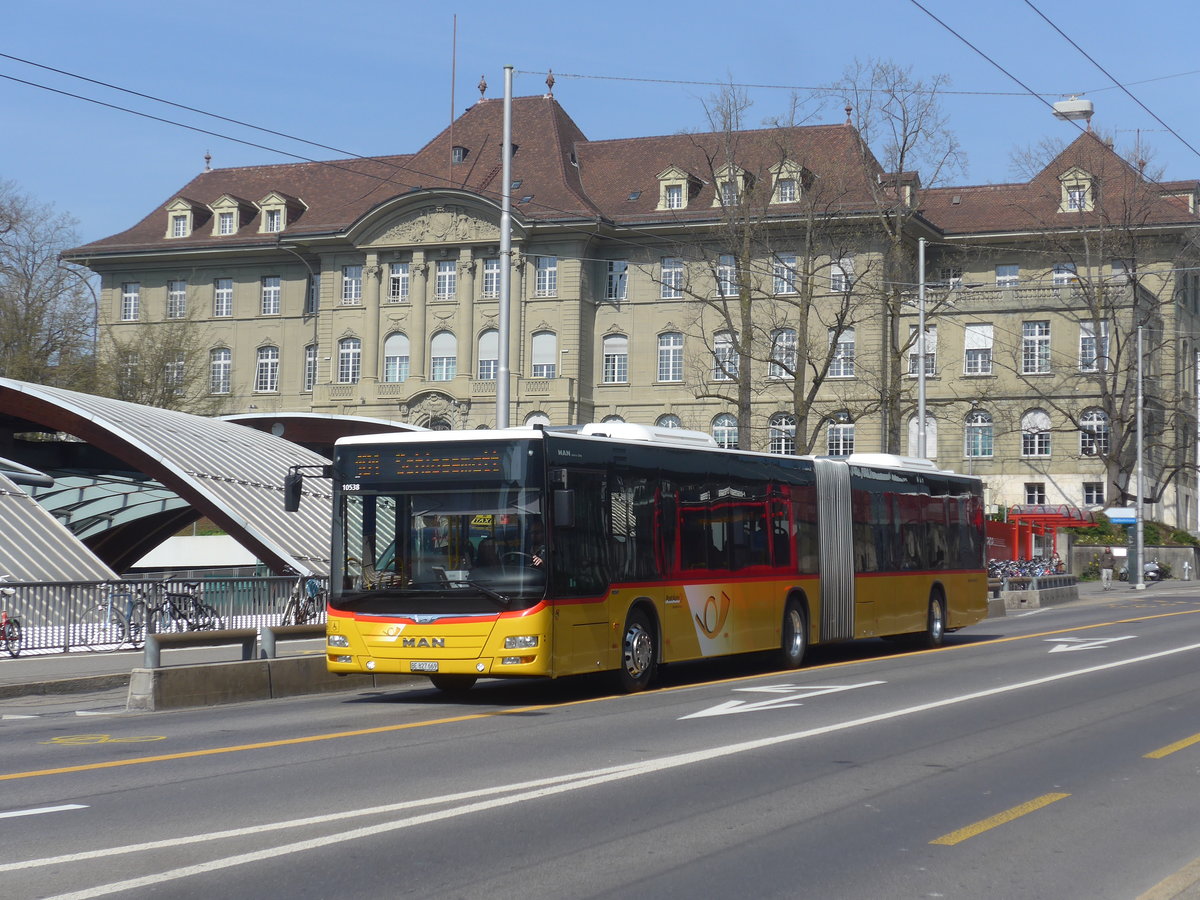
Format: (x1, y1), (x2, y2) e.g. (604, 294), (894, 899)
(1046, 635), (1137, 652)
(682, 681), (886, 719)
(0, 804), (87, 819)
(17, 640), (1200, 899)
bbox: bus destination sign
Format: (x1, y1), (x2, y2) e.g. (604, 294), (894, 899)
(349, 447), (505, 481)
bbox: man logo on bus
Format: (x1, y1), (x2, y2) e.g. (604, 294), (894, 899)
(695, 592), (732, 638)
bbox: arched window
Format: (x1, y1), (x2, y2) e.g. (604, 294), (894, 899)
(769, 328), (796, 378)
(827, 417), (854, 457)
(1021, 408), (1051, 457)
(713, 413), (738, 449)
(430, 331), (457, 382)
(906, 414), (938, 458)
(965, 410), (993, 458)
(209, 348), (231, 394)
(712, 331), (738, 381)
(383, 333), (410, 383)
(658, 332), (683, 382)
(337, 337), (361, 384)
(524, 411), (550, 427)
(254, 345), (280, 392)
(477, 329), (498, 380)
(531, 330), (557, 378)
(1080, 408), (1110, 456)
(769, 413), (796, 454)
(602, 334), (628, 383)
(303, 344), (317, 392)
(656, 414), (681, 429)
(602, 414), (625, 424)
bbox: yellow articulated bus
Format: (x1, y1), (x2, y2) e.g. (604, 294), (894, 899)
(291, 422), (987, 694)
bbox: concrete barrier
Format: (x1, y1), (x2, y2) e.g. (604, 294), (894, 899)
(1000, 574), (1079, 610)
(126, 656), (420, 711)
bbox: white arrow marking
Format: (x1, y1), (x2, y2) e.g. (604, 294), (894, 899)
(1047, 635), (1137, 653)
(0, 804), (87, 820)
(682, 681), (885, 719)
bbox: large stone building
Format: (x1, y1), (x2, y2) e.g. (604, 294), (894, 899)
(65, 90), (1200, 534)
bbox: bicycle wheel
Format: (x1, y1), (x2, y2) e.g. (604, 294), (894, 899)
(4, 619), (20, 657)
(188, 603), (225, 631)
(81, 602), (127, 651)
(124, 600), (147, 648)
(281, 596), (300, 626)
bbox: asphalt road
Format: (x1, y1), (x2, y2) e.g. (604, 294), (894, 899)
(3, 588), (1200, 899)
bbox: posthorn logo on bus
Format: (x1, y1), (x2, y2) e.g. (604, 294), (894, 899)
(402, 637), (446, 648)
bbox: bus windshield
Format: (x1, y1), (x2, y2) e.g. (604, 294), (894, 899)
(336, 485), (547, 615)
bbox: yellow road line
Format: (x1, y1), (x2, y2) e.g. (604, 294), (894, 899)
(1145, 732), (1200, 759)
(930, 793), (1070, 846)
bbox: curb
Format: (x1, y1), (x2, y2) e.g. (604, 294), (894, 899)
(0, 673), (131, 700)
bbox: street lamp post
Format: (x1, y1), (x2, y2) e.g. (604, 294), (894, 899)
(1134, 324), (1146, 590)
(917, 238), (928, 459)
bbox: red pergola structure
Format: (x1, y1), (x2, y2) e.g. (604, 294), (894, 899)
(990, 505), (1101, 560)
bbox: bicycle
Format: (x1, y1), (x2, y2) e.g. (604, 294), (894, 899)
(0, 587), (20, 658)
(281, 572), (326, 625)
(81, 582), (147, 651)
(126, 580), (224, 637)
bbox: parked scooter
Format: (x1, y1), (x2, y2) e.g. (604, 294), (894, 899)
(1119, 559), (1164, 582)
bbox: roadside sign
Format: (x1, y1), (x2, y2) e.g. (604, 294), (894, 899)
(1103, 507), (1137, 524)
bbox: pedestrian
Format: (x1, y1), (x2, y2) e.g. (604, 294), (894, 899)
(1100, 547), (1115, 590)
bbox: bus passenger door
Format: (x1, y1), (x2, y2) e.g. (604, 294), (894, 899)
(549, 468), (611, 675)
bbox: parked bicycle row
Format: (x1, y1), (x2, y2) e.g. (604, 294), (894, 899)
(0, 573), (326, 657)
(987, 556), (1066, 579)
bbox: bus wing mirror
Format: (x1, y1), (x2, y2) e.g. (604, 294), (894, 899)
(554, 489), (575, 528)
(284, 470), (304, 512)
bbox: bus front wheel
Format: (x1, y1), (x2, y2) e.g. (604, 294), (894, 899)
(777, 599), (808, 669)
(430, 674), (477, 694)
(919, 594), (946, 649)
(616, 609), (657, 693)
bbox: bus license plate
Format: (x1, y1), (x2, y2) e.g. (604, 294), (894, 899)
(410, 661), (438, 673)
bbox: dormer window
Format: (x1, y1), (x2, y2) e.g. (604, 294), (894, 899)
(171, 214), (189, 238)
(452, 146), (468, 163)
(265, 209), (283, 232)
(656, 165), (699, 212)
(164, 197), (205, 238)
(217, 212), (235, 235)
(256, 191), (306, 234)
(712, 164), (753, 208)
(1059, 167), (1096, 213)
(769, 160), (808, 204)
(209, 193), (253, 237)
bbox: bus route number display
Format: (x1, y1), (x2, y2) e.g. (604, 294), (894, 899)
(348, 447), (505, 482)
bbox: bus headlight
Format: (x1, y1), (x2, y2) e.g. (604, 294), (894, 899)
(334, 655), (352, 664)
(501, 656), (535, 665)
(328, 634), (350, 648)
(504, 635), (539, 650)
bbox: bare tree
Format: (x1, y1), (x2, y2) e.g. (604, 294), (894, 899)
(0, 181), (96, 389)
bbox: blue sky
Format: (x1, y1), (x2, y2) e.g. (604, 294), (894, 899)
(4, 0), (1199, 245)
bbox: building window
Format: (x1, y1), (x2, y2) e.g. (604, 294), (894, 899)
(170, 214), (189, 238)
(217, 211), (235, 235)
(1053, 262), (1078, 286)
(534, 256), (557, 297)
(435, 260), (457, 300)
(964, 323), (993, 374)
(1025, 482), (1047, 505)
(303, 344), (317, 392)
(164, 352), (185, 393)
(965, 410), (993, 458)
(430, 331), (457, 382)
(481, 258), (500, 299)
(452, 145), (468, 164)
(1083, 482), (1105, 506)
(829, 328), (855, 378)
(769, 328), (797, 379)
(773, 254), (797, 295)
(1079, 321), (1109, 372)
(775, 178), (797, 203)
(384, 333), (411, 383)
(713, 331), (738, 381)
(769, 413), (796, 455)
(388, 263), (409, 302)
(907, 324), (937, 376)
(1080, 408), (1111, 456)
(661, 257), (683, 299)
(940, 267), (963, 288)
(213, 278), (233, 317)
(337, 337), (361, 384)
(719, 180), (738, 207)
(255, 346), (280, 392)
(996, 264), (1019, 287)
(264, 208), (283, 232)
(261, 276), (281, 315)
(713, 413), (738, 449)
(1111, 259), (1131, 283)
(605, 261), (628, 302)
(531, 331), (557, 378)
(665, 183), (684, 209)
(341, 266), (362, 304)
(603, 334), (629, 384)
(120, 282), (140, 321)
(656, 414), (681, 428)
(658, 332), (683, 382)
(827, 421), (855, 457)
(906, 414), (939, 458)
(166, 280), (187, 319)
(1021, 408), (1052, 457)
(1067, 188), (1086, 210)
(1022, 321), (1051, 374)
(476, 330), (498, 380)
(717, 254), (738, 298)
(831, 257), (853, 293)
(209, 348), (231, 394)
(306, 273), (320, 315)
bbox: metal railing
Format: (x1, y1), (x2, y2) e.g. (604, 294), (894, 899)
(0, 576), (326, 656)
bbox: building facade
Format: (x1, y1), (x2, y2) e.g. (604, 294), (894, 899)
(66, 93), (1200, 531)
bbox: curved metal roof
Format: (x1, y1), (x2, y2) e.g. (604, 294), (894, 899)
(0, 379), (334, 576)
(0, 470), (118, 582)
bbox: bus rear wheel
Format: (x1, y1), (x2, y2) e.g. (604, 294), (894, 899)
(430, 674), (477, 694)
(777, 599), (808, 670)
(918, 594), (946, 649)
(616, 609), (657, 693)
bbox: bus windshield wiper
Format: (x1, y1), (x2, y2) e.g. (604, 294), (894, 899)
(454, 579), (511, 608)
